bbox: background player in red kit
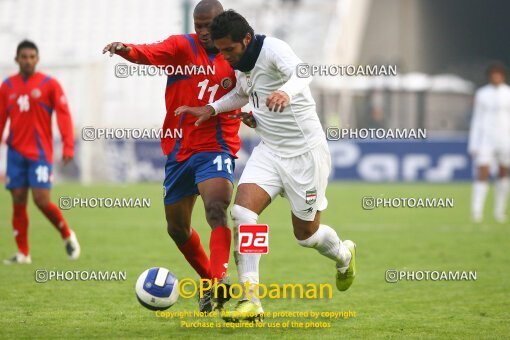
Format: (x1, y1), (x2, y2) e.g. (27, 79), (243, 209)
(0, 40), (81, 264)
(103, 0), (252, 312)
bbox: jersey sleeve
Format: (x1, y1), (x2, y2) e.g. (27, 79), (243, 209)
(50, 79), (74, 158)
(117, 35), (187, 66)
(268, 39), (312, 100)
(209, 77), (249, 114)
(0, 81), (8, 144)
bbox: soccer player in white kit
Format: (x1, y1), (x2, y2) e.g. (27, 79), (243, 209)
(175, 10), (356, 321)
(468, 62), (510, 223)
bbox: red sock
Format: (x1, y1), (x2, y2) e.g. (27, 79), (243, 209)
(40, 202), (72, 239)
(209, 226), (231, 280)
(13, 203), (29, 256)
(178, 228), (212, 279)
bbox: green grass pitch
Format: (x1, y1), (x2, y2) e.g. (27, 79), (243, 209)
(0, 182), (508, 339)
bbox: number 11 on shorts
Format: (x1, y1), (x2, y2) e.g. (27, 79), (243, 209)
(213, 155), (232, 174)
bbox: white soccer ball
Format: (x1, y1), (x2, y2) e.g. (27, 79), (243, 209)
(135, 267), (179, 310)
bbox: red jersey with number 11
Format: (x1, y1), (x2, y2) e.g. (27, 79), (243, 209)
(118, 33), (241, 161)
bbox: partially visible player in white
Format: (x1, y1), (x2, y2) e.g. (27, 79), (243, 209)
(175, 10), (356, 321)
(468, 62), (510, 223)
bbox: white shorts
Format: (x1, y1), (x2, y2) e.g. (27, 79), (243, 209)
(474, 147), (510, 167)
(238, 141), (331, 221)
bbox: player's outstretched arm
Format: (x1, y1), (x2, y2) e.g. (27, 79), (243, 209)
(175, 79), (249, 126)
(208, 79), (249, 117)
(102, 42), (132, 57)
(51, 79), (74, 165)
(102, 36), (181, 66)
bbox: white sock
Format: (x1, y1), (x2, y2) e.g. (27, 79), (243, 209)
(494, 177), (509, 218)
(231, 204), (261, 304)
(472, 181), (489, 219)
(297, 224), (351, 270)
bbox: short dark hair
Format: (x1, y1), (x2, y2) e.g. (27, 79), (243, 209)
(17, 40), (38, 55)
(210, 10), (254, 43)
(486, 61), (507, 78)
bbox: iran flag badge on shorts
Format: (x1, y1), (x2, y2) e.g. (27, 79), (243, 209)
(305, 189), (317, 205)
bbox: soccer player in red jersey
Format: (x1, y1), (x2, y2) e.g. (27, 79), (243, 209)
(0, 40), (81, 265)
(103, 0), (252, 312)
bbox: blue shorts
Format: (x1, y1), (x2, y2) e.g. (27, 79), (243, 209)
(6, 147), (53, 190)
(163, 151), (235, 205)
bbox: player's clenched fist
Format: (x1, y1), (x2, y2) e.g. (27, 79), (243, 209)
(102, 42), (131, 57)
(175, 105), (216, 126)
(266, 90), (290, 112)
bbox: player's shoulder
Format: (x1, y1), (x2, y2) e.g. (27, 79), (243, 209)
(1, 73), (19, 88)
(35, 71), (52, 81)
(151, 34), (197, 48)
(167, 33), (197, 42)
(476, 84), (492, 96)
(165, 33), (197, 46)
(260, 36), (295, 62)
(35, 72), (61, 88)
(165, 33), (200, 55)
(262, 36), (291, 52)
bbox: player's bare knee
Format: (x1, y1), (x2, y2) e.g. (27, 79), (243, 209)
(166, 221), (191, 245)
(32, 195), (50, 210)
(477, 166), (490, 181)
(11, 192), (28, 205)
(498, 166), (509, 177)
(292, 220), (319, 241)
(204, 199), (229, 227)
(12, 197), (26, 205)
(167, 227), (185, 243)
(294, 228), (316, 242)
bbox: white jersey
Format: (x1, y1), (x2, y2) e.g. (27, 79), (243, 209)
(468, 83), (510, 153)
(210, 36), (326, 157)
